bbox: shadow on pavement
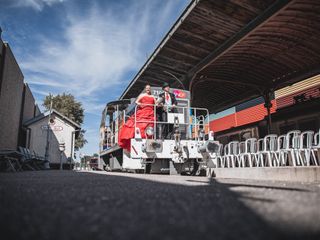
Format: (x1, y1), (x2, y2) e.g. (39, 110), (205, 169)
(218, 182), (311, 192)
(0, 171), (319, 240)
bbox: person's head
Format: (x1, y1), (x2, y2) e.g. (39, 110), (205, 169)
(145, 84), (151, 94)
(162, 82), (170, 92)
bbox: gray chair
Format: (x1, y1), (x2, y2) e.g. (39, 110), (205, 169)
(284, 130), (301, 166)
(256, 134), (278, 167)
(240, 138), (257, 167)
(225, 141), (239, 168)
(311, 131), (320, 165)
(296, 131), (315, 166)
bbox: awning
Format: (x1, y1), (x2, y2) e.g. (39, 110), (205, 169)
(121, 0), (320, 113)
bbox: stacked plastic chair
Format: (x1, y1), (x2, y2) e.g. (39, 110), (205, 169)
(214, 128), (320, 169)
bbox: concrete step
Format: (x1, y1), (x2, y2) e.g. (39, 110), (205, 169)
(207, 167), (320, 183)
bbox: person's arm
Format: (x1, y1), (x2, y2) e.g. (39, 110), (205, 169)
(135, 94), (144, 106)
(171, 93), (177, 106)
(156, 94), (164, 106)
(156, 96), (163, 106)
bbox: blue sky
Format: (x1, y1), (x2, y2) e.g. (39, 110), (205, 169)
(0, 0), (190, 156)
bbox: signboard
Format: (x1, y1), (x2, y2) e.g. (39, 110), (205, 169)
(41, 125), (64, 131)
(150, 87), (190, 99)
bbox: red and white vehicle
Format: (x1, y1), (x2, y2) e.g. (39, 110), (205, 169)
(99, 87), (220, 175)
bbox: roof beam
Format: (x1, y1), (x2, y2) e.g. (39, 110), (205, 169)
(119, 0), (200, 100)
(187, 0), (292, 86)
(201, 77), (263, 89)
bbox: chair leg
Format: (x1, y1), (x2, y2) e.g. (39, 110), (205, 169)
(289, 150), (296, 166)
(6, 158), (17, 172)
(247, 155), (252, 168)
(220, 156), (224, 168)
(267, 153), (273, 167)
(296, 150), (304, 166)
(257, 154), (263, 167)
(15, 159), (23, 171)
(230, 156), (234, 168)
(239, 155), (243, 167)
(311, 150), (318, 166)
(251, 154), (255, 167)
(273, 152), (280, 167)
(280, 152), (288, 166)
(303, 150), (311, 166)
(253, 154), (259, 167)
(296, 151), (304, 166)
(235, 156), (241, 168)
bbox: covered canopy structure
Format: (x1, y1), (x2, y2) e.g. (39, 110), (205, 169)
(120, 0), (320, 115)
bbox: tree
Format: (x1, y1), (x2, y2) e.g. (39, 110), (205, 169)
(43, 93), (87, 150)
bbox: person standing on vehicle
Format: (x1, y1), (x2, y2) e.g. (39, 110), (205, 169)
(118, 84), (156, 152)
(156, 83), (177, 139)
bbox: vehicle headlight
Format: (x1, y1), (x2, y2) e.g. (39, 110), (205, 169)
(145, 126), (154, 136)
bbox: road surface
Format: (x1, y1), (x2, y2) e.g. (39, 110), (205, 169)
(0, 170), (319, 240)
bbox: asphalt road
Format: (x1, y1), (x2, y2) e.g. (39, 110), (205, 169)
(0, 170), (319, 240)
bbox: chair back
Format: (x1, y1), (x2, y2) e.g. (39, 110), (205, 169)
(300, 131), (314, 149)
(286, 130), (301, 148)
(264, 134), (278, 151)
(314, 131), (320, 147)
(239, 142), (246, 154)
(277, 135), (286, 151)
(217, 143), (224, 156)
(228, 141), (239, 155)
(245, 138), (257, 153)
(257, 138), (264, 152)
(224, 144), (229, 156)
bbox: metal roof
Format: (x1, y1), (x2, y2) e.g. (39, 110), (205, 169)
(120, 0), (320, 113)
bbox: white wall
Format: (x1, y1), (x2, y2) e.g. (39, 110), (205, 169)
(28, 113), (76, 164)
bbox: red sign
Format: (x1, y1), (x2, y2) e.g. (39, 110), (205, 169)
(173, 90), (187, 99)
(53, 126), (63, 131)
(41, 125), (63, 131)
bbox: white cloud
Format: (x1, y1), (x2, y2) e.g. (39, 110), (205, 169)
(17, 0), (189, 155)
(21, 1), (182, 112)
(31, 88), (52, 96)
(9, 0), (65, 11)
(23, 5), (145, 94)
(27, 76), (66, 88)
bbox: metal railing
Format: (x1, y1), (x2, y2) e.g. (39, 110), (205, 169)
(103, 110), (126, 150)
(102, 104), (211, 152)
(133, 103), (210, 140)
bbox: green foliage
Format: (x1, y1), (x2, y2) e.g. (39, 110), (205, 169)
(43, 93), (87, 150)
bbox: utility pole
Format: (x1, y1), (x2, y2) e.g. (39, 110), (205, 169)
(59, 140), (65, 170)
(44, 95), (53, 169)
(70, 129), (81, 170)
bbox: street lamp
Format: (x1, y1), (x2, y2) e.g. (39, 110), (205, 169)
(59, 140), (65, 170)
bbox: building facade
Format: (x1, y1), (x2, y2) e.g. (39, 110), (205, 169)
(24, 110), (80, 168)
(0, 39), (41, 150)
(210, 75), (320, 144)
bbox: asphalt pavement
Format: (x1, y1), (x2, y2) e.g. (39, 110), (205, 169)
(0, 170), (319, 240)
